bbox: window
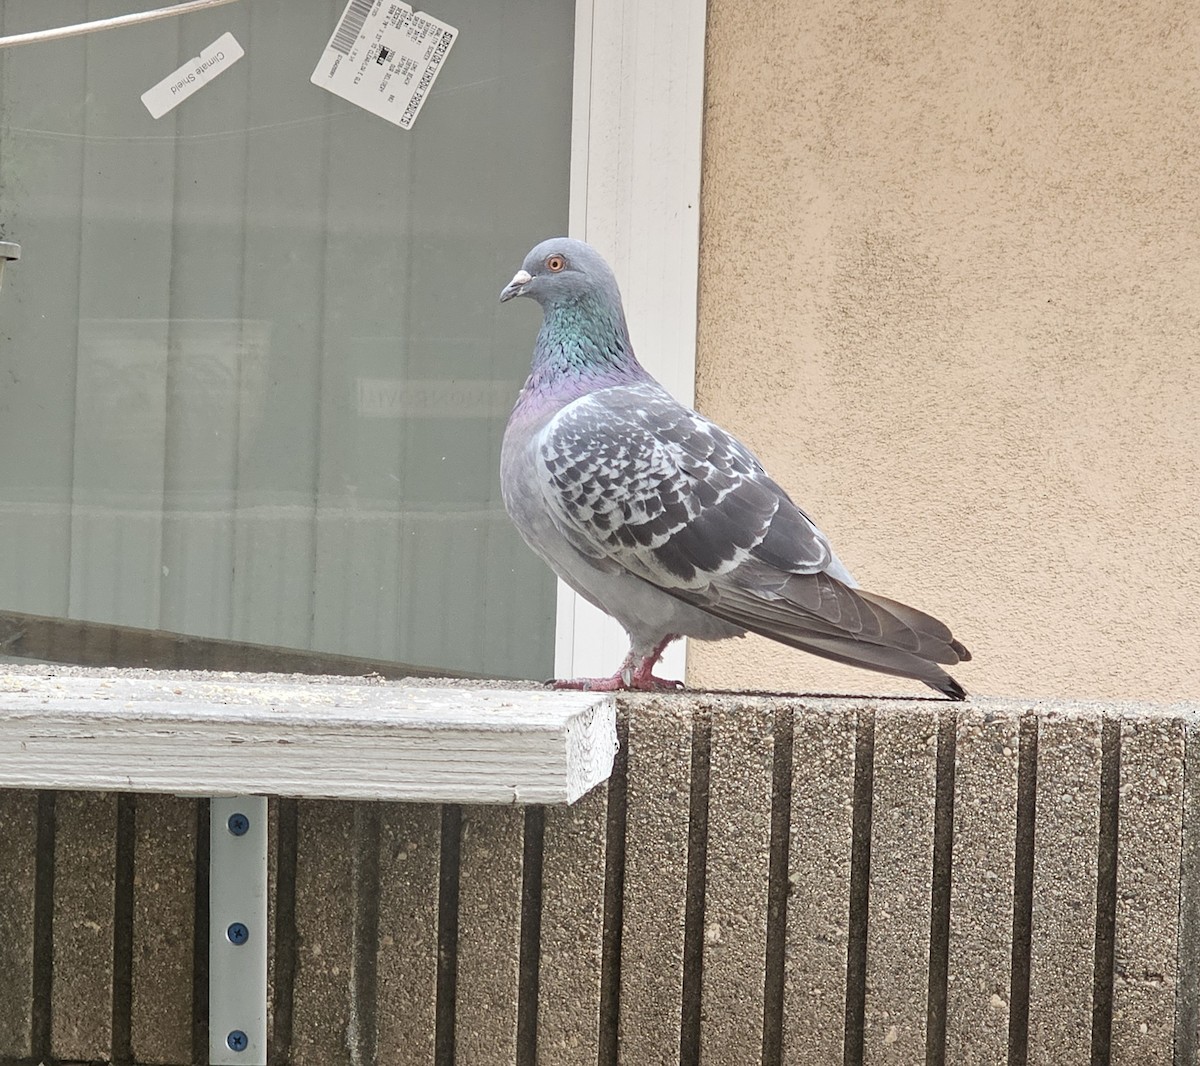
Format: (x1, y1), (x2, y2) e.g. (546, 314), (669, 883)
(0, 0), (704, 682)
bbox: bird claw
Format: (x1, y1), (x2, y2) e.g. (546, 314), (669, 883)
(550, 675), (626, 693)
(549, 673), (684, 693)
(634, 673), (685, 692)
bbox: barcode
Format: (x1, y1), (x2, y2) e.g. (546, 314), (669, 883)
(400, 29), (453, 127)
(330, 0), (373, 55)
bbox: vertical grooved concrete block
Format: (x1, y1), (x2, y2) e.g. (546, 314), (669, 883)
(618, 700), (692, 1066)
(1177, 719), (1200, 1064)
(455, 806), (524, 1064)
(1, 690), (1191, 1065)
(783, 707), (856, 1064)
(291, 801), (355, 1066)
(51, 790), (117, 1061)
(945, 709), (1020, 1063)
(700, 702), (775, 1065)
(375, 803), (441, 1064)
(1112, 714), (1184, 1063)
(538, 786), (608, 1064)
(266, 799), (279, 1053)
(131, 794), (197, 1065)
(0, 790), (37, 1060)
(863, 707), (937, 1063)
(1027, 710), (1103, 1061)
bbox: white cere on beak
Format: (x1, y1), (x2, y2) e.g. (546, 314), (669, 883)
(500, 267), (535, 303)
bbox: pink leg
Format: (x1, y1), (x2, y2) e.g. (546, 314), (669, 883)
(552, 635), (683, 692)
(629, 634), (684, 690)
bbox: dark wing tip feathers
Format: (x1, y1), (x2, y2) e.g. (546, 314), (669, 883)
(663, 569), (971, 700)
(935, 674), (968, 701)
(850, 589), (970, 698)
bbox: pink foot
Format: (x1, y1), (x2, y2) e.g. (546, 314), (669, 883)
(551, 672), (683, 692)
(552, 674), (628, 693)
(550, 636), (684, 692)
(631, 673), (685, 692)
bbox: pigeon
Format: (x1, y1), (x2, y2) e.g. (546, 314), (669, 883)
(499, 237), (971, 699)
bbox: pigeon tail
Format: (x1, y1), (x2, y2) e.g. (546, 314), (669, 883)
(655, 578), (970, 700)
(754, 627), (969, 701)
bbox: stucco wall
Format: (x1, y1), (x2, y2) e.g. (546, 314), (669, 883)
(691, 0), (1199, 700)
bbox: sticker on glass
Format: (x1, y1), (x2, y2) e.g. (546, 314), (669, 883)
(141, 32), (245, 120)
(311, 1), (457, 130)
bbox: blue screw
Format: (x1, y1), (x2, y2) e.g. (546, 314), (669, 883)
(227, 922), (250, 945)
(227, 1029), (248, 1052)
(227, 812), (250, 836)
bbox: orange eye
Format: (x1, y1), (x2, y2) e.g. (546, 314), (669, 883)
(545, 254), (566, 272)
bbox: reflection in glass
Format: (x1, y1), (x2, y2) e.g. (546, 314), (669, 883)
(0, 0), (571, 678)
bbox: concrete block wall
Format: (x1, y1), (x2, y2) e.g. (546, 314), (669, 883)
(0, 695), (1197, 1065)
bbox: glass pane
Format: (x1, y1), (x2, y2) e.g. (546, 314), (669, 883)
(0, 0), (570, 678)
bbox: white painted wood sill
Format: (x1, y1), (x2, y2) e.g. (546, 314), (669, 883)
(0, 669), (617, 805)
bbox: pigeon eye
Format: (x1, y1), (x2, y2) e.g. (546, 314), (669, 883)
(545, 254), (566, 273)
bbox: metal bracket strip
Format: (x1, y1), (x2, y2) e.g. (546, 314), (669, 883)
(208, 796), (268, 1065)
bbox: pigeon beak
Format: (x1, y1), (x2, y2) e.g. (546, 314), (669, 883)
(499, 269), (533, 303)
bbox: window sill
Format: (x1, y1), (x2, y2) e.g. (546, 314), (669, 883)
(0, 667), (616, 805)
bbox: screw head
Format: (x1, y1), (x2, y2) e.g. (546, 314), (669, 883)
(227, 812), (251, 836)
(227, 1029), (248, 1052)
(227, 922), (250, 945)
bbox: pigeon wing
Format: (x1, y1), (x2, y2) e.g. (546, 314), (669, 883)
(535, 385), (832, 588)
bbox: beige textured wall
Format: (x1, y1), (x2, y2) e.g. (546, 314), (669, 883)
(690, 0), (1199, 700)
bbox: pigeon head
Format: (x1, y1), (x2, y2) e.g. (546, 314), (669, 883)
(499, 237), (622, 311)
(500, 238), (647, 391)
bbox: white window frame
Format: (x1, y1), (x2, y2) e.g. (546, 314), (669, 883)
(557, 0), (706, 681)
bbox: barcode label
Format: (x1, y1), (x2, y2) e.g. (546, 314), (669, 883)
(330, 0), (373, 55)
(311, 2), (457, 131)
(399, 27), (453, 127)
